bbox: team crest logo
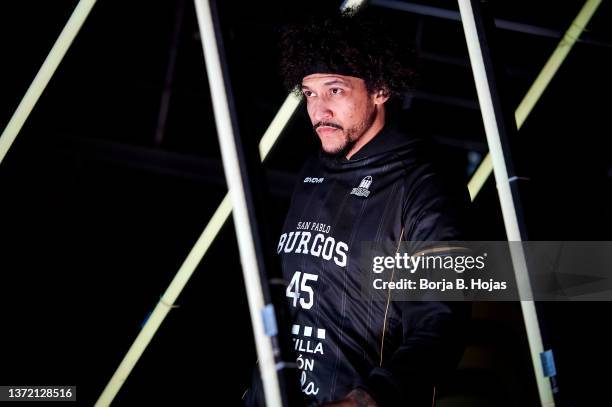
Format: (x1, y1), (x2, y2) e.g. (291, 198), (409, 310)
(351, 176), (372, 197)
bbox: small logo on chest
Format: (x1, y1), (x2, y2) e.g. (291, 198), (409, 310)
(304, 177), (324, 184)
(351, 175), (372, 197)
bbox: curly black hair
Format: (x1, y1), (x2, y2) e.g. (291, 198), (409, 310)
(279, 9), (416, 100)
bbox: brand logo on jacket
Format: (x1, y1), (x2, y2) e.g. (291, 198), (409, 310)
(350, 176), (372, 197)
(304, 177), (324, 184)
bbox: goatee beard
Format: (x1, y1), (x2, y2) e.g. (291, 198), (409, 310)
(320, 136), (358, 160)
(319, 107), (377, 160)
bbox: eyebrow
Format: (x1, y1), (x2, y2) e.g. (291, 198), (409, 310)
(323, 79), (350, 87)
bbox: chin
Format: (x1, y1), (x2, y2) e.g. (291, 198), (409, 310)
(320, 136), (348, 154)
(321, 143), (346, 155)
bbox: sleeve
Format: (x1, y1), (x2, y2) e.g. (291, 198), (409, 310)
(360, 164), (473, 407)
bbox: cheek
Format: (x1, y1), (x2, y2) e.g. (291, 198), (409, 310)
(305, 104), (316, 123)
(342, 102), (362, 125)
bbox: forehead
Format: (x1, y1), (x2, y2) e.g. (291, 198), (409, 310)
(301, 73), (364, 88)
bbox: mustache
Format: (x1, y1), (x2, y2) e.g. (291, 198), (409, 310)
(314, 121), (343, 131)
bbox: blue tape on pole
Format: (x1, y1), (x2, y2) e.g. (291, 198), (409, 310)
(540, 349), (557, 377)
(140, 310), (152, 329)
(261, 304), (278, 336)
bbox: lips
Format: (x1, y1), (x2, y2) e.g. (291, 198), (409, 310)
(316, 126), (340, 136)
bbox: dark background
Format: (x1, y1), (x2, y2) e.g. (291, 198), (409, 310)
(0, 0), (611, 405)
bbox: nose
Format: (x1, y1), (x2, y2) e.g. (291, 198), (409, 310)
(309, 98), (333, 123)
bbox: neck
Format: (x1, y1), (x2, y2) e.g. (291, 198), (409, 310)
(345, 105), (386, 160)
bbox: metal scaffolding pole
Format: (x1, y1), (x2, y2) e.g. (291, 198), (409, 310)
(457, 0), (556, 405)
(192, 0), (302, 405)
(372, 0), (610, 48)
(154, 0), (186, 147)
(96, 1), (366, 405)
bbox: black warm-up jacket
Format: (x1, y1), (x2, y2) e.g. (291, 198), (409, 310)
(246, 122), (472, 407)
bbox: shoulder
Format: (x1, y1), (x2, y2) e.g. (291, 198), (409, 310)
(396, 139), (471, 241)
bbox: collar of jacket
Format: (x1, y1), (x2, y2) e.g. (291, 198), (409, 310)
(318, 121), (424, 171)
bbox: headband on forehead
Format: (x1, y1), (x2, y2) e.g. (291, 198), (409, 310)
(302, 62), (365, 82)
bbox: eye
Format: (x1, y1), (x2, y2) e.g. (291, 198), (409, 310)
(330, 88), (343, 95)
(302, 90), (315, 97)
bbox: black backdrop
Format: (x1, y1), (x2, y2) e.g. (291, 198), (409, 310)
(0, 1), (611, 405)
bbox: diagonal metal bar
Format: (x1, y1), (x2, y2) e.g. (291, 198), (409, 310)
(0, 0), (97, 166)
(468, 0), (602, 200)
(94, 91), (301, 407)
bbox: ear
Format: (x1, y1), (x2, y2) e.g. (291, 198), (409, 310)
(372, 88), (390, 105)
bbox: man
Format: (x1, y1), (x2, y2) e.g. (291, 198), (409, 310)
(246, 11), (470, 407)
